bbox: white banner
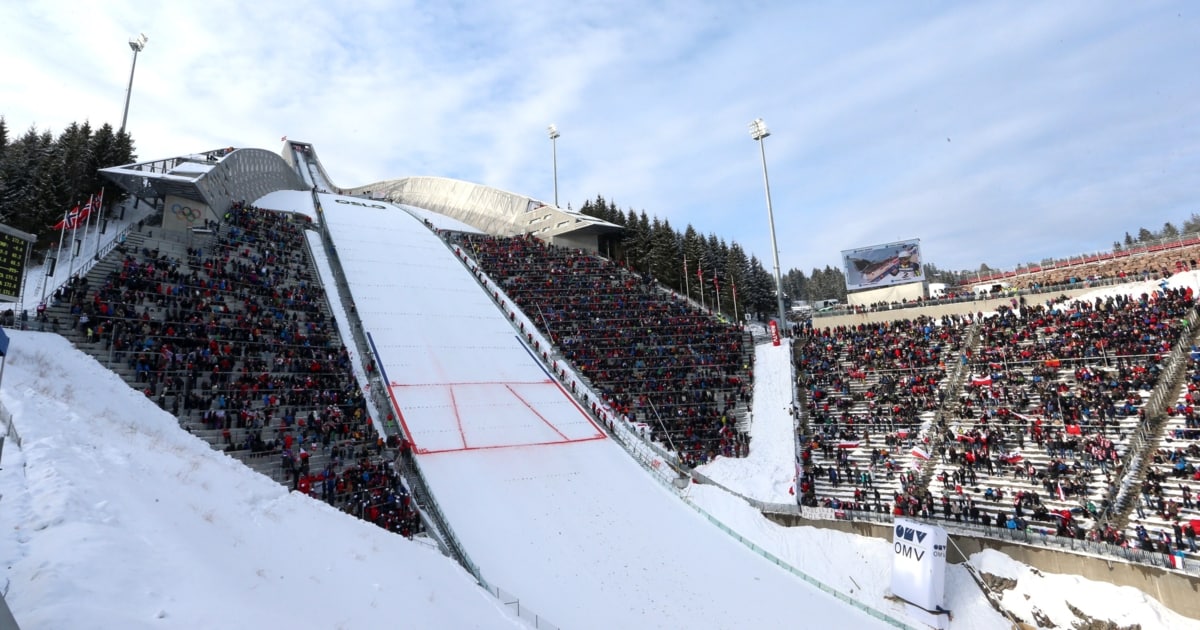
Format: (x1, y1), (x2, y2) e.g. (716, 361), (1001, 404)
(800, 505), (837, 521)
(891, 518), (948, 613)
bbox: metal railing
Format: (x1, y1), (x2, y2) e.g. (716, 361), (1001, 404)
(751, 499), (1200, 578)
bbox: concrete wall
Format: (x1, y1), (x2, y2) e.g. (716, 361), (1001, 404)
(846, 281), (926, 307)
(551, 232), (600, 253)
(162, 195), (216, 232)
(763, 512), (1200, 620)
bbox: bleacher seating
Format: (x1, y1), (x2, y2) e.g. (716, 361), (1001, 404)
(41, 203), (416, 537)
(1127, 350), (1200, 554)
(925, 289), (1196, 539)
(794, 314), (971, 513)
(453, 233), (753, 466)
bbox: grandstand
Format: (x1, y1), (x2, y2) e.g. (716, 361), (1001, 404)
(9, 139), (1198, 626)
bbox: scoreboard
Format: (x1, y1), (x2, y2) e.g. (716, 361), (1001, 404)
(0, 225), (34, 302)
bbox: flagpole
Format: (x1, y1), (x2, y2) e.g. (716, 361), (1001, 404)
(43, 206), (71, 305)
(732, 281), (739, 323)
(683, 257), (690, 303)
(67, 194), (89, 279)
(698, 265), (706, 310)
(81, 191), (95, 256)
(92, 187), (106, 260)
(713, 272), (721, 314)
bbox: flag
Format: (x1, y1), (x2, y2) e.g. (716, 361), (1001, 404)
(1001, 450), (1023, 464)
(77, 194), (95, 223)
(1056, 482), (1066, 502)
(712, 272), (720, 293)
(696, 263), (703, 282)
(911, 446), (930, 460)
(1170, 550), (1185, 570)
(837, 440), (861, 450)
(971, 374), (993, 387)
(281, 135), (288, 142)
(53, 205), (81, 230)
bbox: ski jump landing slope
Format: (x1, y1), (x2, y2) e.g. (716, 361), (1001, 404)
(318, 193), (884, 630)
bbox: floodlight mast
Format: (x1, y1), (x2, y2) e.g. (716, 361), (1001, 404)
(548, 124), (560, 207)
(119, 33), (149, 135)
(749, 117), (788, 334)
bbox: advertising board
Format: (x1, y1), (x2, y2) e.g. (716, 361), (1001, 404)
(842, 239), (922, 291)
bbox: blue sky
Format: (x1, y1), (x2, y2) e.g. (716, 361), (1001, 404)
(2, 1), (1197, 275)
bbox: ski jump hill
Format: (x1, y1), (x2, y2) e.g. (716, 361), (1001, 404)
(308, 190), (885, 629)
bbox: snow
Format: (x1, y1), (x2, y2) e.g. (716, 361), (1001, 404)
(0, 333), (517, 630)
(971, 549), (1197, 629)
(3, 151), (1199, 628)
(317, 192), (886, 629)
(696, 339), (797, 503)
(166, 161), (214, 177)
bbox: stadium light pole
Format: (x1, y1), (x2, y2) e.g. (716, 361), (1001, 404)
(548, 124), (560, 207)
(749, 118), (788, 333)
(119, 33), (149, 135)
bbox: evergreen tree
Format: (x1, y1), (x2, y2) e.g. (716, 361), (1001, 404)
(681, 225), (705, 303)
(646, 217), (681, 286)
(724, 242), (750, 318)
(744, 255), (776, 319)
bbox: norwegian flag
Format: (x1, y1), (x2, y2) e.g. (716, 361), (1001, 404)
(970, 374), (993, 387)
(77, 195), (96, 223)
(53, 204), (82, 230)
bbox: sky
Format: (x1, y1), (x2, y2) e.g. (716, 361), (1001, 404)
(2, 1), (1198, 277)
(5, 179), (1198, 627)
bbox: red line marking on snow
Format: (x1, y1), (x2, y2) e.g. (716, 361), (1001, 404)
(543, 372), (607, 438)
(505, 383), (569, 441)
(418, 433), (606, 455)
(448, 385), (469, 449)
(385, 381), (419, 451)
(396, 379), (607, 455)
(391, 379), (555, 388)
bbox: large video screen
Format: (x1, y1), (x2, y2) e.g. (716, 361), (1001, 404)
(841, 238), (922, 291)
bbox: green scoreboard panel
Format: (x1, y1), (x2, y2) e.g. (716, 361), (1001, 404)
(0, 227), (33, 302)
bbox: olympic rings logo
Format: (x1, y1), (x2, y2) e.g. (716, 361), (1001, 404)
(170, 203), (204, 224)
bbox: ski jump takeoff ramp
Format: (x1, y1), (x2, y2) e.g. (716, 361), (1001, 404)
(318, 192), (885, 630)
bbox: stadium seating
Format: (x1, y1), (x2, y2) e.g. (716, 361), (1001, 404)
(793, 315), (971, 513)
(41, 203), (413, 535)
(453, 233), (754, 466)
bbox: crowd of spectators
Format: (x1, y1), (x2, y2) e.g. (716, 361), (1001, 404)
(922, 288), (1196, 537)
(47, 202), (415, 537)
(1127, 351), (1200, 554)
(793, 314), (970, 510)
(816, 243), (1200, 318)
(454, 233), (752, 465)
(301, 452), (423, 537)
